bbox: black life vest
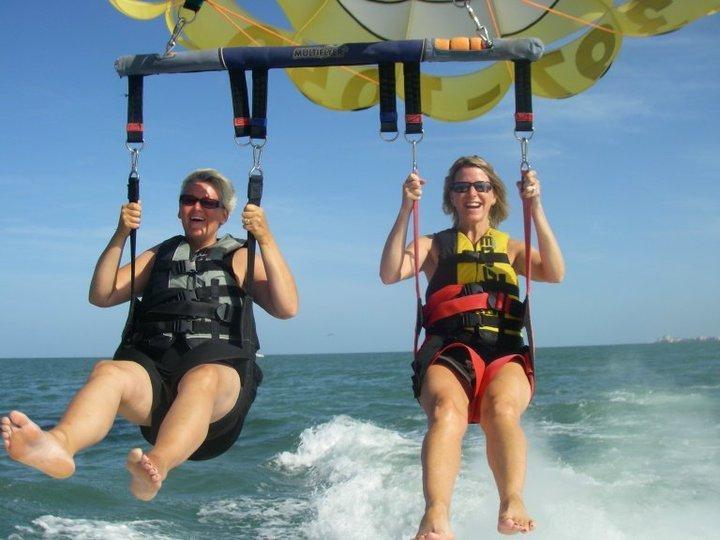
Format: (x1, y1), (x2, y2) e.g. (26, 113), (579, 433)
(123, 234), (258, 353)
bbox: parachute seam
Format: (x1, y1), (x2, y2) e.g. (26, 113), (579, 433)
(520, 0), (621, 35)
(294, 0), (330, 39)
(484, 0), (513, 79)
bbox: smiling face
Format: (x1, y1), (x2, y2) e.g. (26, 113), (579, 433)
(449, 166), (497, 228)
(178, 180), (229, 250)
(442, 156), (509, 229)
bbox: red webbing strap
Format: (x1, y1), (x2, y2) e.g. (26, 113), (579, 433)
(515, 59), (535, 361)
(522, 191), (535, 360)
(425, 284), (465, 307)
(424, 292), (516, 328)
(412, 199), (422, 353)
(426, 294), (490, 327)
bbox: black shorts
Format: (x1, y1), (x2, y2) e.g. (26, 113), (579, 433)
(114, 338), (262, 461)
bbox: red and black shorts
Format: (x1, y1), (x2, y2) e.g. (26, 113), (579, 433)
(412, 334), (534, 424)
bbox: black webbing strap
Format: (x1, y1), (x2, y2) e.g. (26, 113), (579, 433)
(378, 63), (398, 135)
(228, 69), (251, 138)
(250, 69), (268, 140)
(182, 0), (204, 12)
(140, 285), (243, 310)
(514, 60), (533, 133)
(136, 319), (230, 336)
(210, 278), (221, 339)
(125, 76), (144, 341)
(126, 167), (140, 339)
(402, 62), (423, 135)
(244, 68), (267, 296)
(152, 258), (228, 274)
(245, 171), (263, 299)
(451, 251), (510, 266)
(126, 76), (144, 144)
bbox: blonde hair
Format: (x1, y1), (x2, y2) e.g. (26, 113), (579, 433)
(180, 168), (237, 213)
(442, 156), (509, 228)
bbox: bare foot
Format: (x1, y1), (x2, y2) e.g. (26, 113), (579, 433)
(414, 506), (455, 540)
(1, 411), (75, 478)
(498, 494), (535, 535)
(126, 448), (165, 501)
(415, 534), (452, 540)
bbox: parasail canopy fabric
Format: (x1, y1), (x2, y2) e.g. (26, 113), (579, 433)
(110, 0), (720, 121)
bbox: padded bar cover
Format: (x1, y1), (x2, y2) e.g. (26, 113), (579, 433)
(115, 38), (543, 77)
(223, 40), (424, 70)
(126, 75), (144, 144)
(426, 38), (543, 63)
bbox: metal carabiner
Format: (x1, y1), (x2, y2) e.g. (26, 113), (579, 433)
(125, 143), (143, 175)
(517, 136), (531, 172)
(163, 6), (199, 56)
(164, 17), (187, 57)
(249, 140), (264, 175)
(453, 1), (493, 48)
(405, 134), (423, 172)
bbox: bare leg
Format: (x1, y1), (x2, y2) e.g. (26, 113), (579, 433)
(126, 363), (240, 501)
(415, 364), (469, 540)
(1, 360), (152, 479)
(479, 362), (534, 535)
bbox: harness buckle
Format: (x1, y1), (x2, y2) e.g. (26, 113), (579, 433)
(459, 312), (482, 329)
(215, 303), (234, 322)
(172, 319), (191, 333)
(173, 260), (197, 274)
(461, 282), (484, 297)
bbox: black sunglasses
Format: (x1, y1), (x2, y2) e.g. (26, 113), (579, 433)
(450, 181), (493, 194)
(179, 194), (224, 209)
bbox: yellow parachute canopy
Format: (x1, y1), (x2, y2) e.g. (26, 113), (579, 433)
(109, 0), (719, 121)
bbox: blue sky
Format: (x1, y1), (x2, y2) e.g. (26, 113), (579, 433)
(1, 3), (718, 357)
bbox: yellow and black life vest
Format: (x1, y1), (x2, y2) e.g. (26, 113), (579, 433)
(424, 227), (525, 351)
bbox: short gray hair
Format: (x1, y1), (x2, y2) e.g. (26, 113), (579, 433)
(180, 168), (238, 213)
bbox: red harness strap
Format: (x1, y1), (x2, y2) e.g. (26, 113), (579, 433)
(431, 342), (534, 423)
(522, 190), (535, 362)
(423, 284), (523, 328)
(412, 199), (423, 354)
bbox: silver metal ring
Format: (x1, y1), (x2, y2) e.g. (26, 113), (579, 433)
(380, 131), (399, 143)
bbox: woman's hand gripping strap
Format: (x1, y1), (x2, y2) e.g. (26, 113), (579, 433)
(514, 59), (535, 363)
(124, 75), (144, 342)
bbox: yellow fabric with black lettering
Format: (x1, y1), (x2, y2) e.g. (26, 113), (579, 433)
(112, 0), (720, 121)
(456, 229), (521, 337)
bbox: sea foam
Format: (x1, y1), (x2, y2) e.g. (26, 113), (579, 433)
(13, 516), (175, 539)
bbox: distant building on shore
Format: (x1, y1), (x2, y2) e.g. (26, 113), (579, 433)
(655, 335), (720, 344)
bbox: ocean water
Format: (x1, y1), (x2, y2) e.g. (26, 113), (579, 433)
(0, 342), (718, 540)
